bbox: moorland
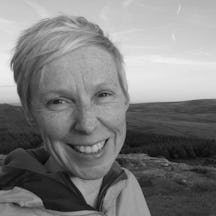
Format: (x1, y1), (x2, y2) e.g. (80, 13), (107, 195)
(1, 99), (216, 160)
(1, 99), (216, 215)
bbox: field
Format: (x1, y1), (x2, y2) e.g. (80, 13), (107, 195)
(124, 99), (216, 161)
(0, 99), (216, 215)
(1, 99), (216, 159)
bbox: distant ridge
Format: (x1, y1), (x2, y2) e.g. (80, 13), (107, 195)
(129, 99), (216, 114)
(0, 99), (216, 154)
(1, 98), (216, 140)
(127, 99), (216, 139)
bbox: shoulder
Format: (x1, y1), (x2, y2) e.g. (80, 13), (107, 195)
(117, 168), (151, 216)
(122, 168), (141, 188)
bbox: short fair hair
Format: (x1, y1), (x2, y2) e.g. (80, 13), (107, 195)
(10, 15), (129, 114)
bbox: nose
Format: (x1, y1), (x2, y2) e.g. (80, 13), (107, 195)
(73, 104), (97, 134)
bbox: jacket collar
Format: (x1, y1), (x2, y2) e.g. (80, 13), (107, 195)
(3, 147), (49, 174)
(0, 147), (127, 212)
(3, 147), (126, 179)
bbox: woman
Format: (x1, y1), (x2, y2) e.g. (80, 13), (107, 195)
(0, 15), (151, 216)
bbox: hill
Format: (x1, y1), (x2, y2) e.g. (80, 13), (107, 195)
(1, 99), (216, 158)
(127, 99), (216, 139)
(0, 104), (41, 153)
(1, 100), (216, 215)
(124, 99), (216, 159)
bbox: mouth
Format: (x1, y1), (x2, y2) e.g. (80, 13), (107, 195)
(67, 138), (108, 155)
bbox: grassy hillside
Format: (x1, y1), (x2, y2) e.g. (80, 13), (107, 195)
(127, 99), (216, 139)
(1, 99), (216, 158)
(0, 104), (42, 153)
(124, 99), (216, 159)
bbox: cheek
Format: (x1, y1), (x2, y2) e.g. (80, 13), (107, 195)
(34, 111), (72, 140)
(98, 103), (127, 137)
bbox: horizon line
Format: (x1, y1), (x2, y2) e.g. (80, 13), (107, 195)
(0, 98), (216, 106)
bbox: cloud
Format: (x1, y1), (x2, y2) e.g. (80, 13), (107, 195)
(176, 1), (182, 16)
(99, 6), (110, 23)
(0, 52), (15, 86)
(123, 0), (135, 8)
(0, 85), (19, 104)
(185, 48), (213, 58)
(125, 54), (216, 67)
(123, 44), (163, 50)
(110, 28), (145, 41)
(0, 52), (11, 72)
(171, 32), (176, 42)
(23, 0), (49, 18)
(111, 28), (145, 36)
(0, 17), (23, 34)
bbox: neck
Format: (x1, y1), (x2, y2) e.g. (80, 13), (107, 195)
(44, 155), (63, 173)
(45, 156), (103, 208)
(71, 176), (103, 208)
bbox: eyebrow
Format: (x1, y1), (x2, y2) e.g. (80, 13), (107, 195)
(39, 82), (119, 96)
(39, 89), (74, 98)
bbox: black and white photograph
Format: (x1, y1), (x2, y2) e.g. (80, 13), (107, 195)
(0, 0), (216, 215)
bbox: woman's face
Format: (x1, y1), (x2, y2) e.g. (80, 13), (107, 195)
(31, 46), (128, 180)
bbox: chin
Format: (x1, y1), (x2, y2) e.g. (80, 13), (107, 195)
(67, 161), (114, 180)
(49, 137), (123, 180)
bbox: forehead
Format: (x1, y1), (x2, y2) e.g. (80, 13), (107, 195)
(39, 46), (119, 89)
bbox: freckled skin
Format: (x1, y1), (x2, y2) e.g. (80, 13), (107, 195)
(31, 46), (129, 180)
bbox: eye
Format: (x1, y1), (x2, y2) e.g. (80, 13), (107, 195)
(97, 91), (113, 98)
(46, 98), (71, 110)
(47, 98), (66, 105)
(95, 90), (116, 104)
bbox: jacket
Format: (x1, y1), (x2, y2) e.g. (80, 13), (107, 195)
(0, 148), (151, 216)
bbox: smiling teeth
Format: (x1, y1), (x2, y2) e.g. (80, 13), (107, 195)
(73, 141), (105, 154)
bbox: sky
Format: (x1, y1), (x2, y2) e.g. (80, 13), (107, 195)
(0, 0), (216, 104)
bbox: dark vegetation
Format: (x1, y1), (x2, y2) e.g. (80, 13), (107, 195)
(122, 132), (216, 159)
(0, 131), (42, 154)
(123, 99), (216, 160)
(1, 100), (216, 215)
(0, 104), (42, 154)
(1, 99), (216, 160)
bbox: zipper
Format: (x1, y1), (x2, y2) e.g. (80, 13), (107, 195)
(97, 171), (125, 212)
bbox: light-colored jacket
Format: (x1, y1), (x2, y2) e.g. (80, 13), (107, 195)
(0, 148), (151, 216)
